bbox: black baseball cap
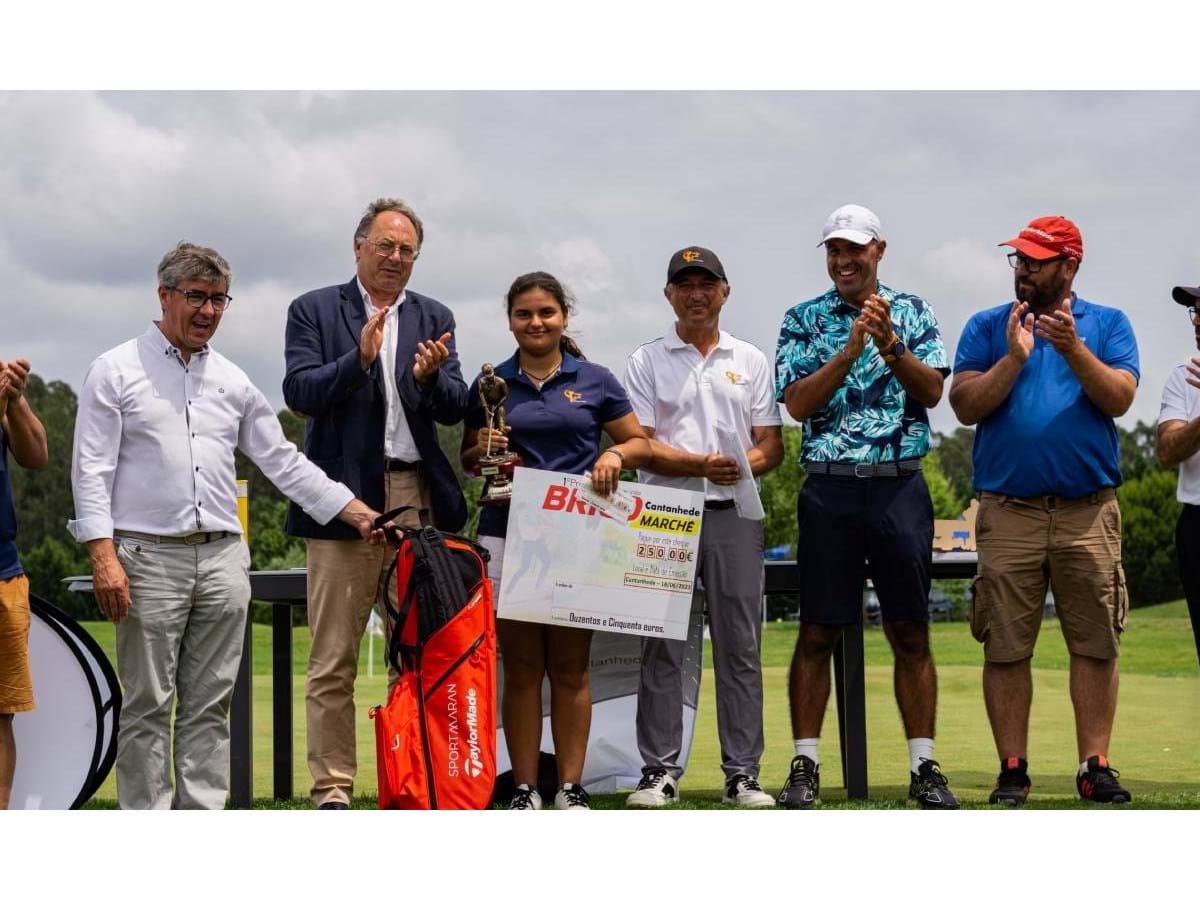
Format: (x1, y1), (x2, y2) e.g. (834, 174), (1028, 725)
(667, 246), (727, 283)
(1172, 285), (1200, 306)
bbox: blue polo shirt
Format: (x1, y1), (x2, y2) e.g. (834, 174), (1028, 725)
(953, 295), (1140, 498)
(466, 351), (633, 538)
(0, 427), (22, 580)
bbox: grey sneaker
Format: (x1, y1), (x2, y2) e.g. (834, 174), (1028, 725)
(508, 783), (543, 810)
(553, 783), (591, 810)
(626, 768), (679, 808)
(723, 774), (775, 808)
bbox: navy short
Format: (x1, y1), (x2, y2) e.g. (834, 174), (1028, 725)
(795, 471), (933, 626)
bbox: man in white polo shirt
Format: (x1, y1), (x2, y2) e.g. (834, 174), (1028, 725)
(70, 242), (381, 810)
(1158, 284), (1200, 665)
(623, 246), (783, 807)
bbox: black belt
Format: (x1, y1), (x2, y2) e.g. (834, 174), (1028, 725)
(804, 459), (922, 478)
(385, 458), (420, 472)
(114, 529), (237, 545)
(704, 499), (736, 510)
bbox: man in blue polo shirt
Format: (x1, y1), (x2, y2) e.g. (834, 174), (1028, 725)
(950, 215), (1139, 806)
(774, 204), (959, 810)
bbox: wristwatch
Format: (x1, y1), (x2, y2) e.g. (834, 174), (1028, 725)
(883, 339), (907, 364)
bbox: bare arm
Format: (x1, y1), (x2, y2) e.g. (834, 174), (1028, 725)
(860, 294), (943, 408)
(643, 424), (783, 484)
(0, 359), (48, 469)
(782, 318), (869, 421)
(949, 302), (1033, 426)
(1157, 358), (1200, 467)
(1036, 298), (1136, 418)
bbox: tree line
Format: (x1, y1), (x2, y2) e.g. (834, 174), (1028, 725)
(9, 375), (1182, 618)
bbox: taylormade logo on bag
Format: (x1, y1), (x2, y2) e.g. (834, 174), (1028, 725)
(465, 687), (483, 777)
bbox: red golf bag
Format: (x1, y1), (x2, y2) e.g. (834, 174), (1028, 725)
(369, 508), (497, 809)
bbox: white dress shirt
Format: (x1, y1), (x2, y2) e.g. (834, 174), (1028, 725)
(69, 323), (354, 541)
(1159, 358), (1200, 505)
(624, 327), (781, 517)
(359, 279), (421, 462)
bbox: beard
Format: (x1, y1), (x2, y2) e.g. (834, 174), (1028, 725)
(1014, 268), (1069, 312)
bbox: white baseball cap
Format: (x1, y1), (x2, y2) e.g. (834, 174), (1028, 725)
(818, 204), (883, 246)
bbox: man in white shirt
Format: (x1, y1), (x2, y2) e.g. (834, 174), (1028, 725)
(1157, 284), (1200, 665)
(623, 247), (783, 808)
(70, 242), (380, 810)
(282, 198), (468, 808)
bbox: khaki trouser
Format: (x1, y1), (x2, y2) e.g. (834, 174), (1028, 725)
(113, 534), (251, 810)
(971, 489), (1129, 663)
(305, 470), (428, 806)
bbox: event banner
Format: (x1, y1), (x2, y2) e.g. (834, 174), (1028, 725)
(497, 468), (704, 641)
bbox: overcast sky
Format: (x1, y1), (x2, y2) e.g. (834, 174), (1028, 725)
(3, 90), (1198, 434)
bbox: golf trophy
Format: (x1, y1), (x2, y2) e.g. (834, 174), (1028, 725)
(474, 363), (522, 505)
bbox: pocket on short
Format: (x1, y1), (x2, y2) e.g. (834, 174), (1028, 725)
(968, 575), (989, 643)
(1112, 564), (1130, 635)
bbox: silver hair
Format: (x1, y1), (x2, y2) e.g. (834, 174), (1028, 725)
(353, 197), (425, 248)
(157, 241), (232, 289)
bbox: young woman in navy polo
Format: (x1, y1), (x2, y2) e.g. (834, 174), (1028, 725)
(462, 271), (649, 811)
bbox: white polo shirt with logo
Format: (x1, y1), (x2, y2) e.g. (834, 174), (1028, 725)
(1159, 359), (1200, 505)
(624, 327), (781, 515)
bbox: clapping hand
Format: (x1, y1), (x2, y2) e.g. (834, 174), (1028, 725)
(1006, 301), (1035, 364)
(414, 332), (452, 385)
(359, 308), (387, 370)
(861, 294), (897, 352)
(1036, 297), (1080, 357)
(1187, 357), (1200, 391)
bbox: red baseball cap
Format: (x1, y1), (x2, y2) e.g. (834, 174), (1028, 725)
(999, 215), (1084, 262)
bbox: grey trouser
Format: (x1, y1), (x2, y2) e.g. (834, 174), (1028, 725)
(113, 534), (251, 810)
(635, 507), (765, 782)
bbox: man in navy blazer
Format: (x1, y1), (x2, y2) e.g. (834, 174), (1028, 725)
(283, 197), (468, 808)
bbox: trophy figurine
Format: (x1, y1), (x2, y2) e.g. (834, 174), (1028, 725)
(474, 363), (522, 505)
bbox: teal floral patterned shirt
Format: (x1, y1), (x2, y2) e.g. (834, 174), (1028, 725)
(774, 282), (949, 464)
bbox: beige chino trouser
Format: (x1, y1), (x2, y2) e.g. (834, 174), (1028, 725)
(305, 470), (428, 807)
(113, 534), (251, 810)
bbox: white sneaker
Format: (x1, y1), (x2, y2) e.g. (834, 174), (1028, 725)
(508, 783), (543, 810)
(553, 783), (591, 810)
(625, 768), (679, 808)
(723, 774), (776, 808)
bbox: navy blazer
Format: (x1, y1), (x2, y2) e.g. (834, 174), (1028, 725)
(282, 277), (469, 538)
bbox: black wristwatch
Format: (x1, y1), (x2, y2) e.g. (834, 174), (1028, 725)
(883, 339), (907, 364)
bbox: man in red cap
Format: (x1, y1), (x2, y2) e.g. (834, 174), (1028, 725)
(1157, 284), (1200, 665)
(950, 216), (1140, 805)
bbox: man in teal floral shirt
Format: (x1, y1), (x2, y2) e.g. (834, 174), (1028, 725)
(772, 204), (958, 810)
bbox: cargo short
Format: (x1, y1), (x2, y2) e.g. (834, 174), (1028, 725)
(970, 490), (1128, 662)
(0, 574), (35, 713)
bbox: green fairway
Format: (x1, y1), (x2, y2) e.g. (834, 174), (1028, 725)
(80, 600), (1199, 809)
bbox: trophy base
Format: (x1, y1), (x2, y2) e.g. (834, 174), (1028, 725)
(475, 453), (522, 507)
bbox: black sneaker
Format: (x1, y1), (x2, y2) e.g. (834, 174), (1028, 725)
(553, 783), (591, 810)
(777, 755), (820, 809)
(908, 758), (960, 809)
(989, 756), (1031, 806)
(1076, 755), (1132, 804)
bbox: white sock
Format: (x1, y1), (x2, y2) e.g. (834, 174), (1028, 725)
(794, 738), (819, 765)
(1078, 761), (1091, 777)
(908, 738), (935, 774)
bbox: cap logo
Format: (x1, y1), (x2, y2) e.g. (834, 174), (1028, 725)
(681, 250), (701, 263)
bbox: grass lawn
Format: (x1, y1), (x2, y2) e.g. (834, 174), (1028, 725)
(80, 600), (1199, 809)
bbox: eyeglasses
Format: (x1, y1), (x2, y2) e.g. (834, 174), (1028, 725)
(1188, 307), (1199, 324)
(366, 239), (420, 262)
(170, 288), (233, 311)
(1007, 252), (1065, 273)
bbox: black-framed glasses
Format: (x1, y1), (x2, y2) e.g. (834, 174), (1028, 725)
(1188, 307), (1200, 324)
(366, 239), (420, 262)
(170, 288), (233, 311)
(1007, 252), (1065, 273)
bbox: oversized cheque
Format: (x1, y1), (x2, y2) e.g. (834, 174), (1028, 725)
(497, 468), (702, 640)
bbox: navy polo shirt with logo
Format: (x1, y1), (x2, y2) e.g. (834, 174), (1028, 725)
(466, 351), (633, 538)
(953, 294), (1140, 498)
